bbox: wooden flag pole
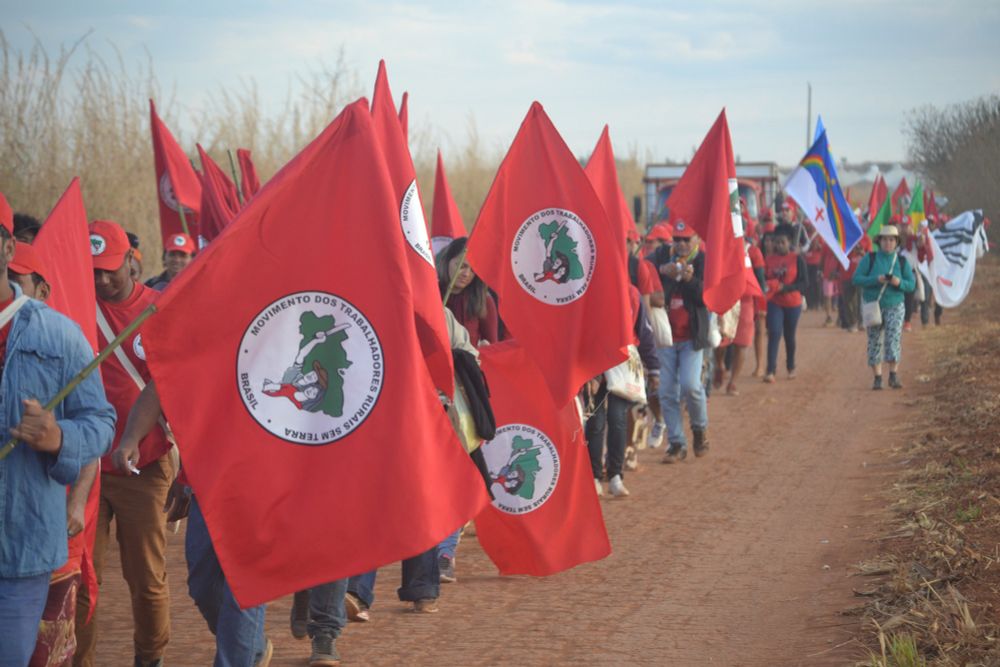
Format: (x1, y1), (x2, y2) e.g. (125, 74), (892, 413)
(176, 202), (192, 239)
(0, 303), (158, 461)
(227, 149), (245, 207)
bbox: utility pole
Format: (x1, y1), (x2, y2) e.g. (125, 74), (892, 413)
(806, 82), (812, 151)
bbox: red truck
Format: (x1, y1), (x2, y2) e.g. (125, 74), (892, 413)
(643, 162), (780, 230)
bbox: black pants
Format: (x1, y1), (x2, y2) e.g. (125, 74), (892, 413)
(903, 289), (915, 323)
(585, 386), (630, 479)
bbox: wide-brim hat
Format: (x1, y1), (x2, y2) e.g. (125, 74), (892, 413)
(877, 225), (900, 238)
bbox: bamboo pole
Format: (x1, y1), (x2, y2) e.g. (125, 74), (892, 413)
(0, 304), (158, 461)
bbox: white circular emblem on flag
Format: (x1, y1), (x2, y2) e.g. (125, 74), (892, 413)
(89, 234), (107, 256)
(482, 423), (560, 514)
(158, 172), (195, 216)
(510, 208), (596, 305)
(236, 291), (385, 446)
(400, 179), (433, 266)
(132, 334), (146, 361)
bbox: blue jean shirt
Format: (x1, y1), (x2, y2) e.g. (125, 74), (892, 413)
(0, 283), (116, 578)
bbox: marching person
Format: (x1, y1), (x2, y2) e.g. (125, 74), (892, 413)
(145, 232), (195, 292)
(762, 224), (807, 384)
(0, 197), (115, 667)
(853, 225), (915, 390)
(649, 220), (710, 462)
(75, 221), (173, 667)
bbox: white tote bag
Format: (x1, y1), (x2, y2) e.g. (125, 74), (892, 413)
(604, 345), (647, 404)
(649, 306), (673, 348)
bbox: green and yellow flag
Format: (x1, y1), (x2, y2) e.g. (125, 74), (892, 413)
(907, 181), (925, 232)
(867, 192), (892, 239)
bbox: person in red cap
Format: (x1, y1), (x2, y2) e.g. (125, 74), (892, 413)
(145, 232), (196, 292)
(75, 220), (174, 667)
(0, 194), (115, 667)
(7, 241), (51, 301)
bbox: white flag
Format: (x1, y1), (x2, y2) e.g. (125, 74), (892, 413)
(783, 166), (850, 269)
(918, 210), (988, 308)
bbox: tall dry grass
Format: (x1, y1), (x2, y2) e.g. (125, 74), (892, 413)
(1, 31), (650, 272)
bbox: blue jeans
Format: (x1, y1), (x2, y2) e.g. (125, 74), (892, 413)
(766, 303), (802, 375)
(348, 571), (376, 609)
(437, 530), (461, 560)
(657, 342), (708, 448)
(186, 497), (268, 667)
(397, 548), (439, 602)
(307, 579), (347, 639)
(0, 573), (50, 667)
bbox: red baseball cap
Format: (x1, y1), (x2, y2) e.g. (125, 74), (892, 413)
(164, 232), (195, 255)
(8, 242), (48, 279)
(89, 220), (131, 271)
(672, 219), (695, 238)
(626, 228), (640, 243)
(0, 193), (12, 235)
(646, 224), (674, 243)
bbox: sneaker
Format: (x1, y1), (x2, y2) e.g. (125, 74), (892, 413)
(344, 592), (370, 623)
(823, 315), (833, 327)
(256, 639), (274, 667)
(309, 634), (340, 667)
(134, 659), (164, 667)
(888, 372), (903, 389)
(647, 421), (665, 449)
(608, 474), (629, 497)
(872, 375), (883, 391)
(594, 477), (604, 497)
(903, 321), (913, 332)
(290, 589), (310, 639)
(439, 556), (456, 583)
(624, 445), (639, 471)
(787, 369), (797, 380)
(413, 598), (439, 614)
(763, 374), (776, 384)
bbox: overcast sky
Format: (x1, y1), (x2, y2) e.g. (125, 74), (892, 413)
(4, 0), (999, 166)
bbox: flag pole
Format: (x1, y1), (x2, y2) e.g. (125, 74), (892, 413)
(176, 201), (192, 239)
(227, 149), (245, 206)
(0, 304), (158, 461)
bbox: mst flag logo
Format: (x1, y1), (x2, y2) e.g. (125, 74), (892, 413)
(237, 291), (384, 446)
(159, 172), (195, 216)
(484, 423), (560, 514)
(510, 208), (596, 305)
(400, 179), (434, 265)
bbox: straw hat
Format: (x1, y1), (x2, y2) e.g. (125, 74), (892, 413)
(877, 225), (900, 239)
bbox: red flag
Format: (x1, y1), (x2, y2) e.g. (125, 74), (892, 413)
(236, 148), (262, 202)
(32, 177), (101, 618)
(891, 177), (910, 216)
(142, 99), (488, 608)
(466, 102), (629, 407)
(867, 173), (888, 226)
(665, 109), (746, 314)
(398, 91), (409, 142)
(370, 61), (454, 397)
(584, 125), (633, 260)
(925, 187), (939, 223)
(430, 150), (465, 255)
(196, 145), (241, 242)
(475, 340), (610, 575)
(149, 99), (201, 241)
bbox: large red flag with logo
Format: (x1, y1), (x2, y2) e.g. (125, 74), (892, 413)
(32, 177), (101, 618)
(197, 144), (241, 242)
(891, 177), (910, 216)
(475, 340), (610, 575)
(142, 99), (488, 608)
(398, 91), (409, 142)
(467, 102), (629, 407)
(236, 148), (262, 202)
(370, 61), (454, 397)
(664, 109), (748, 314)
(584, 125), (634, 259)
(867, 173), (888, 227)
(149, 99), (201, 241)
(430, 150), (465, 256)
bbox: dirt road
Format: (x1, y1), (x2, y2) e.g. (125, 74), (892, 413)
(95, 310), (923, 665)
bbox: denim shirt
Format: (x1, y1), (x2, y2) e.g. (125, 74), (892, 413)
(0, 282), (116, 578)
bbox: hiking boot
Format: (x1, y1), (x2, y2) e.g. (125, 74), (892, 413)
(438, 555), (456, 583)
(888, 372), (903, 389)
(256, 639), (274, 667)
(872, 375), (883, 391)
(647, 421), (665, 449)
(594, 478), (604, 497)
(290, 589), (310, 639)
(413, 598), (439, 614)
(344, 592), (369, 623)
(309, 633), (340, 667)
(609, 474), (629, 497)
(693, 429), (709, 458)
(661, 443), (684, 464)
(134, 659), (163, 667)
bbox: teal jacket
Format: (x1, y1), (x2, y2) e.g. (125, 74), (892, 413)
(852, 250), (915, 307)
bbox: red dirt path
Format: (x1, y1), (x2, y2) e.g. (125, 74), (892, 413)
(95, 310), (923, 665)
